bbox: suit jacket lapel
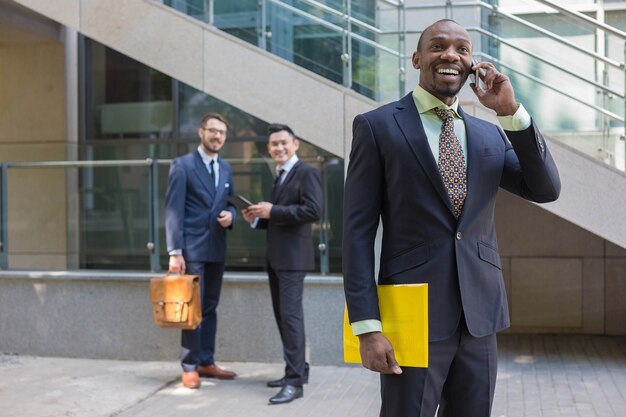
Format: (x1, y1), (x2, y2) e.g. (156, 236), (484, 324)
(193, 151), (216, 198)
(393, 93), (455, 217)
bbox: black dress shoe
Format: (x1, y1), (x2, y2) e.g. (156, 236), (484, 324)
(266, 377), (286, 388)
(266, 363), (309, 387)
(269, 385), (303, 405)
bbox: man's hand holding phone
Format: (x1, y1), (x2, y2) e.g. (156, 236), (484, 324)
(469, 58), (519, 116)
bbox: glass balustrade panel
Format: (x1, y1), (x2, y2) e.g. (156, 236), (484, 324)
(160, 0), (625, 170)
(487, 0), (625, 170)
(163, 0), (401, 101)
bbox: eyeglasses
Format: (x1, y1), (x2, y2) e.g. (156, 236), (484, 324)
(201, 127), (227, 136)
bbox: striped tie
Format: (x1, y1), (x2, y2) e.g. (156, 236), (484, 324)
(434, 108), (467, 218)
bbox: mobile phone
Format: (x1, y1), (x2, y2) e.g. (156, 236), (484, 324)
(469, 58), (479, 85)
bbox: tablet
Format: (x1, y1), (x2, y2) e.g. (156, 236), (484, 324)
(228, 194), (254, 210)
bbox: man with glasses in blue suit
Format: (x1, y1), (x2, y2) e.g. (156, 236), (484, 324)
(165, 112), (238, 389)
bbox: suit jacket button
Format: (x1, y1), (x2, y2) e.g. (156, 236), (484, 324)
(455, 232), (463, 240)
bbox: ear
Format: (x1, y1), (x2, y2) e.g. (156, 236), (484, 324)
(412, 51), (420, 70)
(198, 128), (203, 140)
(293, 138), (301, 150)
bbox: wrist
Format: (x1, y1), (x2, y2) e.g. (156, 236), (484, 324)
(496, 102), (519, 117)
(358, 331), (382, 340)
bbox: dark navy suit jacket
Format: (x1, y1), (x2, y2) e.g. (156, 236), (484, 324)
(343, 93), (561, 341)
(257, 160), (323, 271)
(165, 151), (236, 263)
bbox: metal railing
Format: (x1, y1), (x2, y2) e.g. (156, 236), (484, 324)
(402, 1), (626, 121)
(161, 0), (407, 100)
(0, 159), (162, 271)
(0, 157), (338, 273)
(159, 0), (626, 170)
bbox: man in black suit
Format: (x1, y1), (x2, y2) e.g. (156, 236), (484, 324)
(243, 123), (323, 405)
(165, 112), (238, 389)
(343, 20), (560, 417)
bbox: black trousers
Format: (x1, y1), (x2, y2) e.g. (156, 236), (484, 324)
(180, 261), (225, 372)
(380, 315), (498, 417)
(267, 264), (307, 387)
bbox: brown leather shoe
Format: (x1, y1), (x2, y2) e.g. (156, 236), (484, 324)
(181, 371), (200, 389)
(197, 364), (236, 380)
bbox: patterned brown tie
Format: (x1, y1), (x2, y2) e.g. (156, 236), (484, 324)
(434, 107), (467, 218)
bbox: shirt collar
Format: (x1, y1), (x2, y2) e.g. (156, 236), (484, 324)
(277, 154), (299, 174)
(197, 146), (218, 166)
(412, 84), (462, 118)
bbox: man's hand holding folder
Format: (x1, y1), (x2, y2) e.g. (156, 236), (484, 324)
(344, 283), (428, 369)
(358, 332), (403, 374)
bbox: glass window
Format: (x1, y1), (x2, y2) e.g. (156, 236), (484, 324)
(85, 41), (173, 141)
(80, 39), (343, 273)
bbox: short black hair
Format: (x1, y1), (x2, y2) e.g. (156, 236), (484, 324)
(267, 123), (295, 138)
(416, 19), (460, 51)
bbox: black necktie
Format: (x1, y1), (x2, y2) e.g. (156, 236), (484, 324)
(274, 169), (285, 188)
(208, 160), (216, 186)
(272, 169), (284, 201)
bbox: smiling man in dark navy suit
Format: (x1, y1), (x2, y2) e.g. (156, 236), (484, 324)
(343, 20), (561, 417)
(243, 123), (322, 405)
(165, 112), (238, 389)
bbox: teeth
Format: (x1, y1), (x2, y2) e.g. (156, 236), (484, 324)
(437, 68), (459, 75)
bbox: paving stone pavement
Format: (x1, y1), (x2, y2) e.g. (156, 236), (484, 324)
(0, 335), (624, 417)
(493, 335), (626, 417)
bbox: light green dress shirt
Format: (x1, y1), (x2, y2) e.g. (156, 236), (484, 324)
(350, 85), (532, 337)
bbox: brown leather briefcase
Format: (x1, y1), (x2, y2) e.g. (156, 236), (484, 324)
(150, 273), (201, 329)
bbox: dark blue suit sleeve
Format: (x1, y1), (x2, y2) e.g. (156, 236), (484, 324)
(500, 121), (561, 202)
(165, 158), (186, 252)
(256, 218), (269, 229)
(342, 114), (384, 323)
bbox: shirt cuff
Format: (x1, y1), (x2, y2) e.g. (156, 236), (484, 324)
(351, 319), (383, 336)
(497, 103), (531, 131)
(168, 249), (182, 256)
(250, 217), (259, 228)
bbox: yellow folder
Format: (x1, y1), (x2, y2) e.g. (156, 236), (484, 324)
(343, 283), (428, 368)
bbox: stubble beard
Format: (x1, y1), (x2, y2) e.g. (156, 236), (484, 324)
(436, 82), (463, 100)
(202, 141), (222, 155)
